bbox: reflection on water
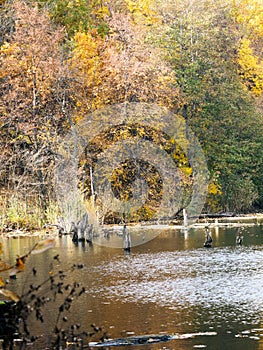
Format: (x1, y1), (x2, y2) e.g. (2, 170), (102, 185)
(1, 225), (263, 349)
(95, 247), (263, 316)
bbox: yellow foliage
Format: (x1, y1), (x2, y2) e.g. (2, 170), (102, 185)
(71, 32), (99, 67)
(0, 42), (19, 79)
(180, 166), (193, 177)
(125, 0), (159, 24)
(69, 30), (105, 114)
(238, 38), (263, 95)
(208, 182), (222, 196)
(235, 0), (263, 37)
(205, 181), (223, 212)
(234, 0), (263, 95)
(94, 5), (110, 21)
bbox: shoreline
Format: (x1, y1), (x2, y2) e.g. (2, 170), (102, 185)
(1, 214), (263, 238)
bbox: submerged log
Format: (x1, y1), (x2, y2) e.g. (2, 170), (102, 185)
(89, 334), (173, 347)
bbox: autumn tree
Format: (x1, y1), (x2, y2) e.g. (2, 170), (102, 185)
(152, 0), (263, 212)
(0, 0), (66, 225)
(233, 0), (263, 96)
(100, 10), (178, 107)
(68, 6), (182, 222)
(68, 7), (178, 116)
(36, 0), (109, 37)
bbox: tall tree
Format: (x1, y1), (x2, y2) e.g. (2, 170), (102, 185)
(152, 0), (263, 211)
(69, 7), (178, 115)
(0, 0), (66, 214)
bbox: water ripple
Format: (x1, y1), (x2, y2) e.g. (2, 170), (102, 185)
(92, 246), (263, 323)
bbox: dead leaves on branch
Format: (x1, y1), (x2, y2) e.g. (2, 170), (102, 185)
(0, 243), (10, 273)
(0, 238), (56, 301)
(0, 260), (11, 273)
(0, 288), (20, 303)
(31, 238), (56, 254)
(0, 276), (5, 287)
(8, 256), (27, 278)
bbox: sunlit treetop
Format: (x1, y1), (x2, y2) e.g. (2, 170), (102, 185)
(124, 0), (160, 25)
(35, 0), (110, 37)
(233, 0), (263, 95)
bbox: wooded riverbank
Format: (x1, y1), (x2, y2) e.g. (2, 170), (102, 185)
(1, 0), (263, 226)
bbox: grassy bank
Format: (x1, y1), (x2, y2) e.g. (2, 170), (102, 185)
(0, 194), (60, 232)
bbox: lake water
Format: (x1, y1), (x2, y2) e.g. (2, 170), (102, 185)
(1, 224), (263, 349)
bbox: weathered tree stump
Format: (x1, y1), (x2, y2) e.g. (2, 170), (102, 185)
(204, 227), (213, 248)
(86, 224), (94, 244)
(123, 224), (131, 252)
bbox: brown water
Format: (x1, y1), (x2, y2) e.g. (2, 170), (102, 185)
(1, 225), (263, 349)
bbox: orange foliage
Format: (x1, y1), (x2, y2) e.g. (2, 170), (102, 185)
(0, 1), (65, 131)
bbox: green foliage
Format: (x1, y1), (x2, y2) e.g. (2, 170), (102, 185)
(153, 0), (263, 212)
(220, 175), (258, 212)
(36, 0), (109, 37)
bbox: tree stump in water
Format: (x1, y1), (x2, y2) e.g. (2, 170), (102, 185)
(71, 213), (89, 243)
(71, 222), (78, 243)
(86, 224), (94, 244)
(123, 224), (131, 252)
(204, 227), (213, 248)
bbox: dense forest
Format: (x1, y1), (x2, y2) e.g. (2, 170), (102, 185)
(0, 0), (262, 229)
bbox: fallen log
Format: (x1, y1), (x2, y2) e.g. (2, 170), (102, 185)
(89, 334), (173, 347)
(197, 212), (237, 218)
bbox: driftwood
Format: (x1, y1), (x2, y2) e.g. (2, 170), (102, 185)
(146, 210), (237, 223)
(198, 212), (236, 219)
